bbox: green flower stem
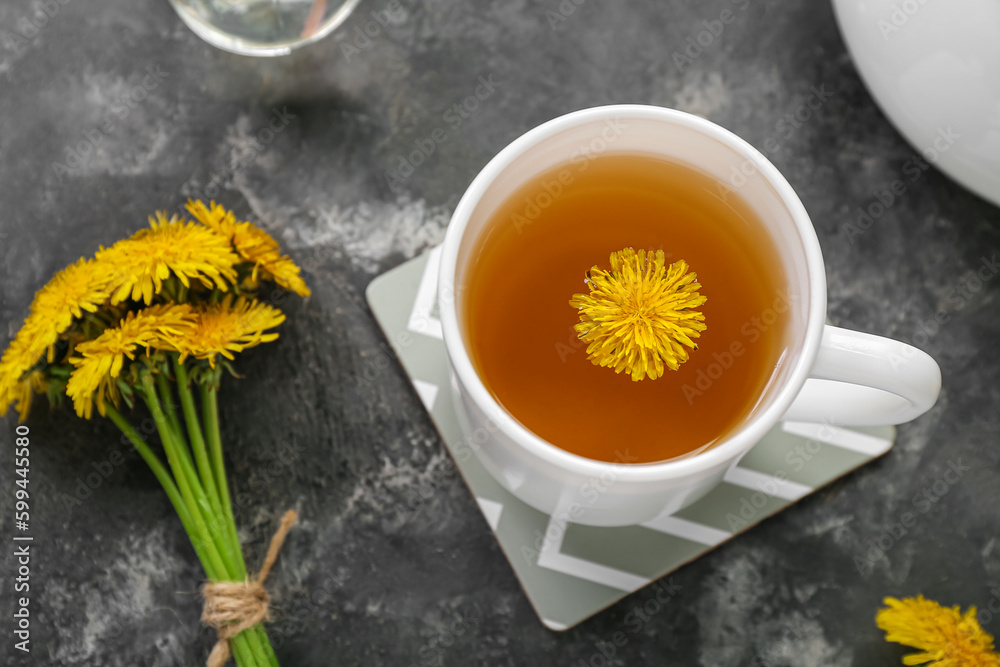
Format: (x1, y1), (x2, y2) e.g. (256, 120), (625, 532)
(202, 383), (243, 573)
(153, 375), (203, 509)
(105, 405), (204, 563)
(253, 626), (281, 667)
(230, 633), (260, 667)
(173, 358), (221, 507)
(202, 383), (280, 667)
(243, 626), (278, 667)
(176, 411), (273, 667)
(141, 378), (273, 667)
(107, 404), (268, 667)
(172, 357), (240, 572)
(156, 373), (187, 449)
(200, 383), (279, 667)
(140, 376), (232, 580)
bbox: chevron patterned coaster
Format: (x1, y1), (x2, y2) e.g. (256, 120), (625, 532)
(366, 247), (896, 631)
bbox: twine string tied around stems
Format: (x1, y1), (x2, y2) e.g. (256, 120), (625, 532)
(201, 509), (298, 667)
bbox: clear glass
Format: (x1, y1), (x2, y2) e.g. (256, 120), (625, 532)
(168, 0), (362, 57)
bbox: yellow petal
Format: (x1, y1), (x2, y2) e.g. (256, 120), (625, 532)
(569, 247), (706, 381)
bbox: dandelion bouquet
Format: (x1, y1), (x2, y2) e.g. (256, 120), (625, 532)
(0, 201), (310, 667)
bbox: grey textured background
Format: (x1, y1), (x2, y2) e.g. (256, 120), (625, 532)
(1, 0), (999, 665)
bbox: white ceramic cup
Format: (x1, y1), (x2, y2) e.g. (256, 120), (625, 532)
(438, 105), (941, 527)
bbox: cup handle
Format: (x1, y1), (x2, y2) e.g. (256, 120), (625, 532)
(781, 325), (941, 426)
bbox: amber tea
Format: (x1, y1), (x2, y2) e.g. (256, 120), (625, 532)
(462, 153), (789, 464)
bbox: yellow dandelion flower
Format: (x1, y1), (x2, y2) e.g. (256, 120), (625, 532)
(186, 199), (311, 298)
(0, 328), (46, 419)
(20, 370), (48, 420)
(67, 304), (196, 419)
(877, 596), (1000, 667)
(98, 212), (240, 305)
(569, 247), (707, 381)
(0, 371), (47, 423)
(27, 257), (114, 357)
(173, 294), (285, 367)
(0, 257), (113, 419)
(0, 377), (30, 423)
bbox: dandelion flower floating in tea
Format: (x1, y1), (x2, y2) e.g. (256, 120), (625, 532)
(876, 595), (1000, 666)
(570, 247), (706, 381)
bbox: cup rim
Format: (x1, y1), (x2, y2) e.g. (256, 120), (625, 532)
(438, 104), (827, 482)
